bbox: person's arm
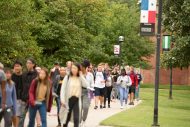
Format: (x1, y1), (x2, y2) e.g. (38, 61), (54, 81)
(1, 71), (6, 109)
(52, 76), (59, 96)
(1, 80), (6, 109)
(135, 75), (139, 88)
(29, 79), (36, 107)
(116, 76), (121, 85)
(12, 84), (17, 116)
(127, 76), (132, 86)
(60, 76), (68, 107)
(80, 75), (88, 88)
(47, 82), (53, 112)
(91, 73), (95, 88)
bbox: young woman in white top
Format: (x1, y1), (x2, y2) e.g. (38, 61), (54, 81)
(117, 69), (132, 109)
(60, 63), (88, 127)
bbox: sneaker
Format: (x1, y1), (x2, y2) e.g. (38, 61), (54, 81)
(108, 105), (111, 108)
(120, 106), (124, 109)
(100, 105), (103, 109)
(94, 106), (98, 109)
(129, 102), (134, 105)
(103, 106), (106, 108)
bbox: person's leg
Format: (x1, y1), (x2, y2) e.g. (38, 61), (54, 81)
(100, 88), (105, 107)
(39, 102), (47, 127)
(82, 95), (90, 122)
(125, 87), (129, 104)
(36, 111), (41, 126)
(107, 87), (112, 107)
(4, 108), (13, 127)
(18, 102), (28, 127)
(63, 97), (75, 127)
(129, 86), (132, 104)
(131, 86), (135, 104)
(94, 87), (100, 109)
(73, 97), (79, 127)
(55, 97), (61, 126)
(28, 105), (38, 127)
(119, 86), (123, 107)
(103, 87), (107, 107)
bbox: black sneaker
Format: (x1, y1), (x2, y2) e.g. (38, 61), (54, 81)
(108, 105), (111, 108)
(100, 105), (103, 109)
(103, 106), (106, 108)
(94, 106), (98, 109)
(129, 102), (134, 105)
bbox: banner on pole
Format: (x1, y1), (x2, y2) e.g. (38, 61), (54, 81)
(140, 0), (157, 36)
(162, 35), (171, 51)
(114, 45), (120, 55)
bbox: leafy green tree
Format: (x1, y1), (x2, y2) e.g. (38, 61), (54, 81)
(0, 0), (42, 66)
(162, 0), (190, 68)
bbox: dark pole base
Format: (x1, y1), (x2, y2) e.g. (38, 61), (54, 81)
(152, 124), (160, 127)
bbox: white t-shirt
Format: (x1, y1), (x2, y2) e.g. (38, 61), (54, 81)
(94, 72), (105, 88)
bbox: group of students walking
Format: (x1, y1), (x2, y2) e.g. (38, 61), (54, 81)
(0, 59), (142, 127)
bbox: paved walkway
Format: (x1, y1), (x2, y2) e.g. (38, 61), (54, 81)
(1, 100), (141, 127)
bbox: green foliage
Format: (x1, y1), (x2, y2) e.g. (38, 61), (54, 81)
(0, 0), (42, 67)
(0, 0), (154, 68)
(162, 0), (190, 68)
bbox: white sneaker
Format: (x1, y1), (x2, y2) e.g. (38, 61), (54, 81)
(120, 106), (124, 109)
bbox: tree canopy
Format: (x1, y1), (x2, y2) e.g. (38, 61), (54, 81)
(0, 0), (154, 68)
(162, 0), (190, 68)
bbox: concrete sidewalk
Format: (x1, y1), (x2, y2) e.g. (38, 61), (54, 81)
(1, 100), (141, 127)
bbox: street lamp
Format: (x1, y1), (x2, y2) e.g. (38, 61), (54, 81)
(162, 34), (174, 99)
(114, 36), (124, 68)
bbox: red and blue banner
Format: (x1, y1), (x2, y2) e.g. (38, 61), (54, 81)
(140, 0), (157, 36)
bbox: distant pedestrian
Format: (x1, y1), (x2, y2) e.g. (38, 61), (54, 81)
(104, 69), (113, 108)
(28, 68), (53, 127)
(94, 64), (107, 109)
(129, 66), (138, 105)
(135, 69), (142, 101)
(35, 66), (42, 127)
(0, 68), (17, 127)
(60, 63), (88, 127)
(11, 60), (23, 127)
(111, 66), (119, 101)
(81, 60), (94, 127)
(117, 69), (132, 109)
(0, 62), (6, 121)
(20, 58), (38, 127)
(53, 67), (66, 127)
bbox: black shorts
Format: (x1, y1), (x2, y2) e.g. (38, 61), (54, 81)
(94, 87), (105, 97)
(129, 85), (136, 94)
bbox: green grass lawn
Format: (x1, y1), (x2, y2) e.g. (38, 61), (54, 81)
(101, 85), (190, 127)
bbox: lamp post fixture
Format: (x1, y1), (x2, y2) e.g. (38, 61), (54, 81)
(114, 36), (124, 68)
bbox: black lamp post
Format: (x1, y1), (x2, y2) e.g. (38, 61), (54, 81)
(152, 0), (163, 126)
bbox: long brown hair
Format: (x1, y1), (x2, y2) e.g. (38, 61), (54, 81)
(37, 67), (49, 85)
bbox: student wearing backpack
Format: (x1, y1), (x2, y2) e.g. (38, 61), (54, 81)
(129, 66), (138, 105)
(94, 64), (107, 109)
(117, 69), (132, 109)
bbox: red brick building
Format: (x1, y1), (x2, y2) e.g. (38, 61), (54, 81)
(141, 38), (190, 85)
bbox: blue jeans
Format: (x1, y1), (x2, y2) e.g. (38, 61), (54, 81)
(119, 86), (129, 106)
(55, 97), (61, 125)
(135, 83), (140, 99)
(28, 101), (47, 127)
